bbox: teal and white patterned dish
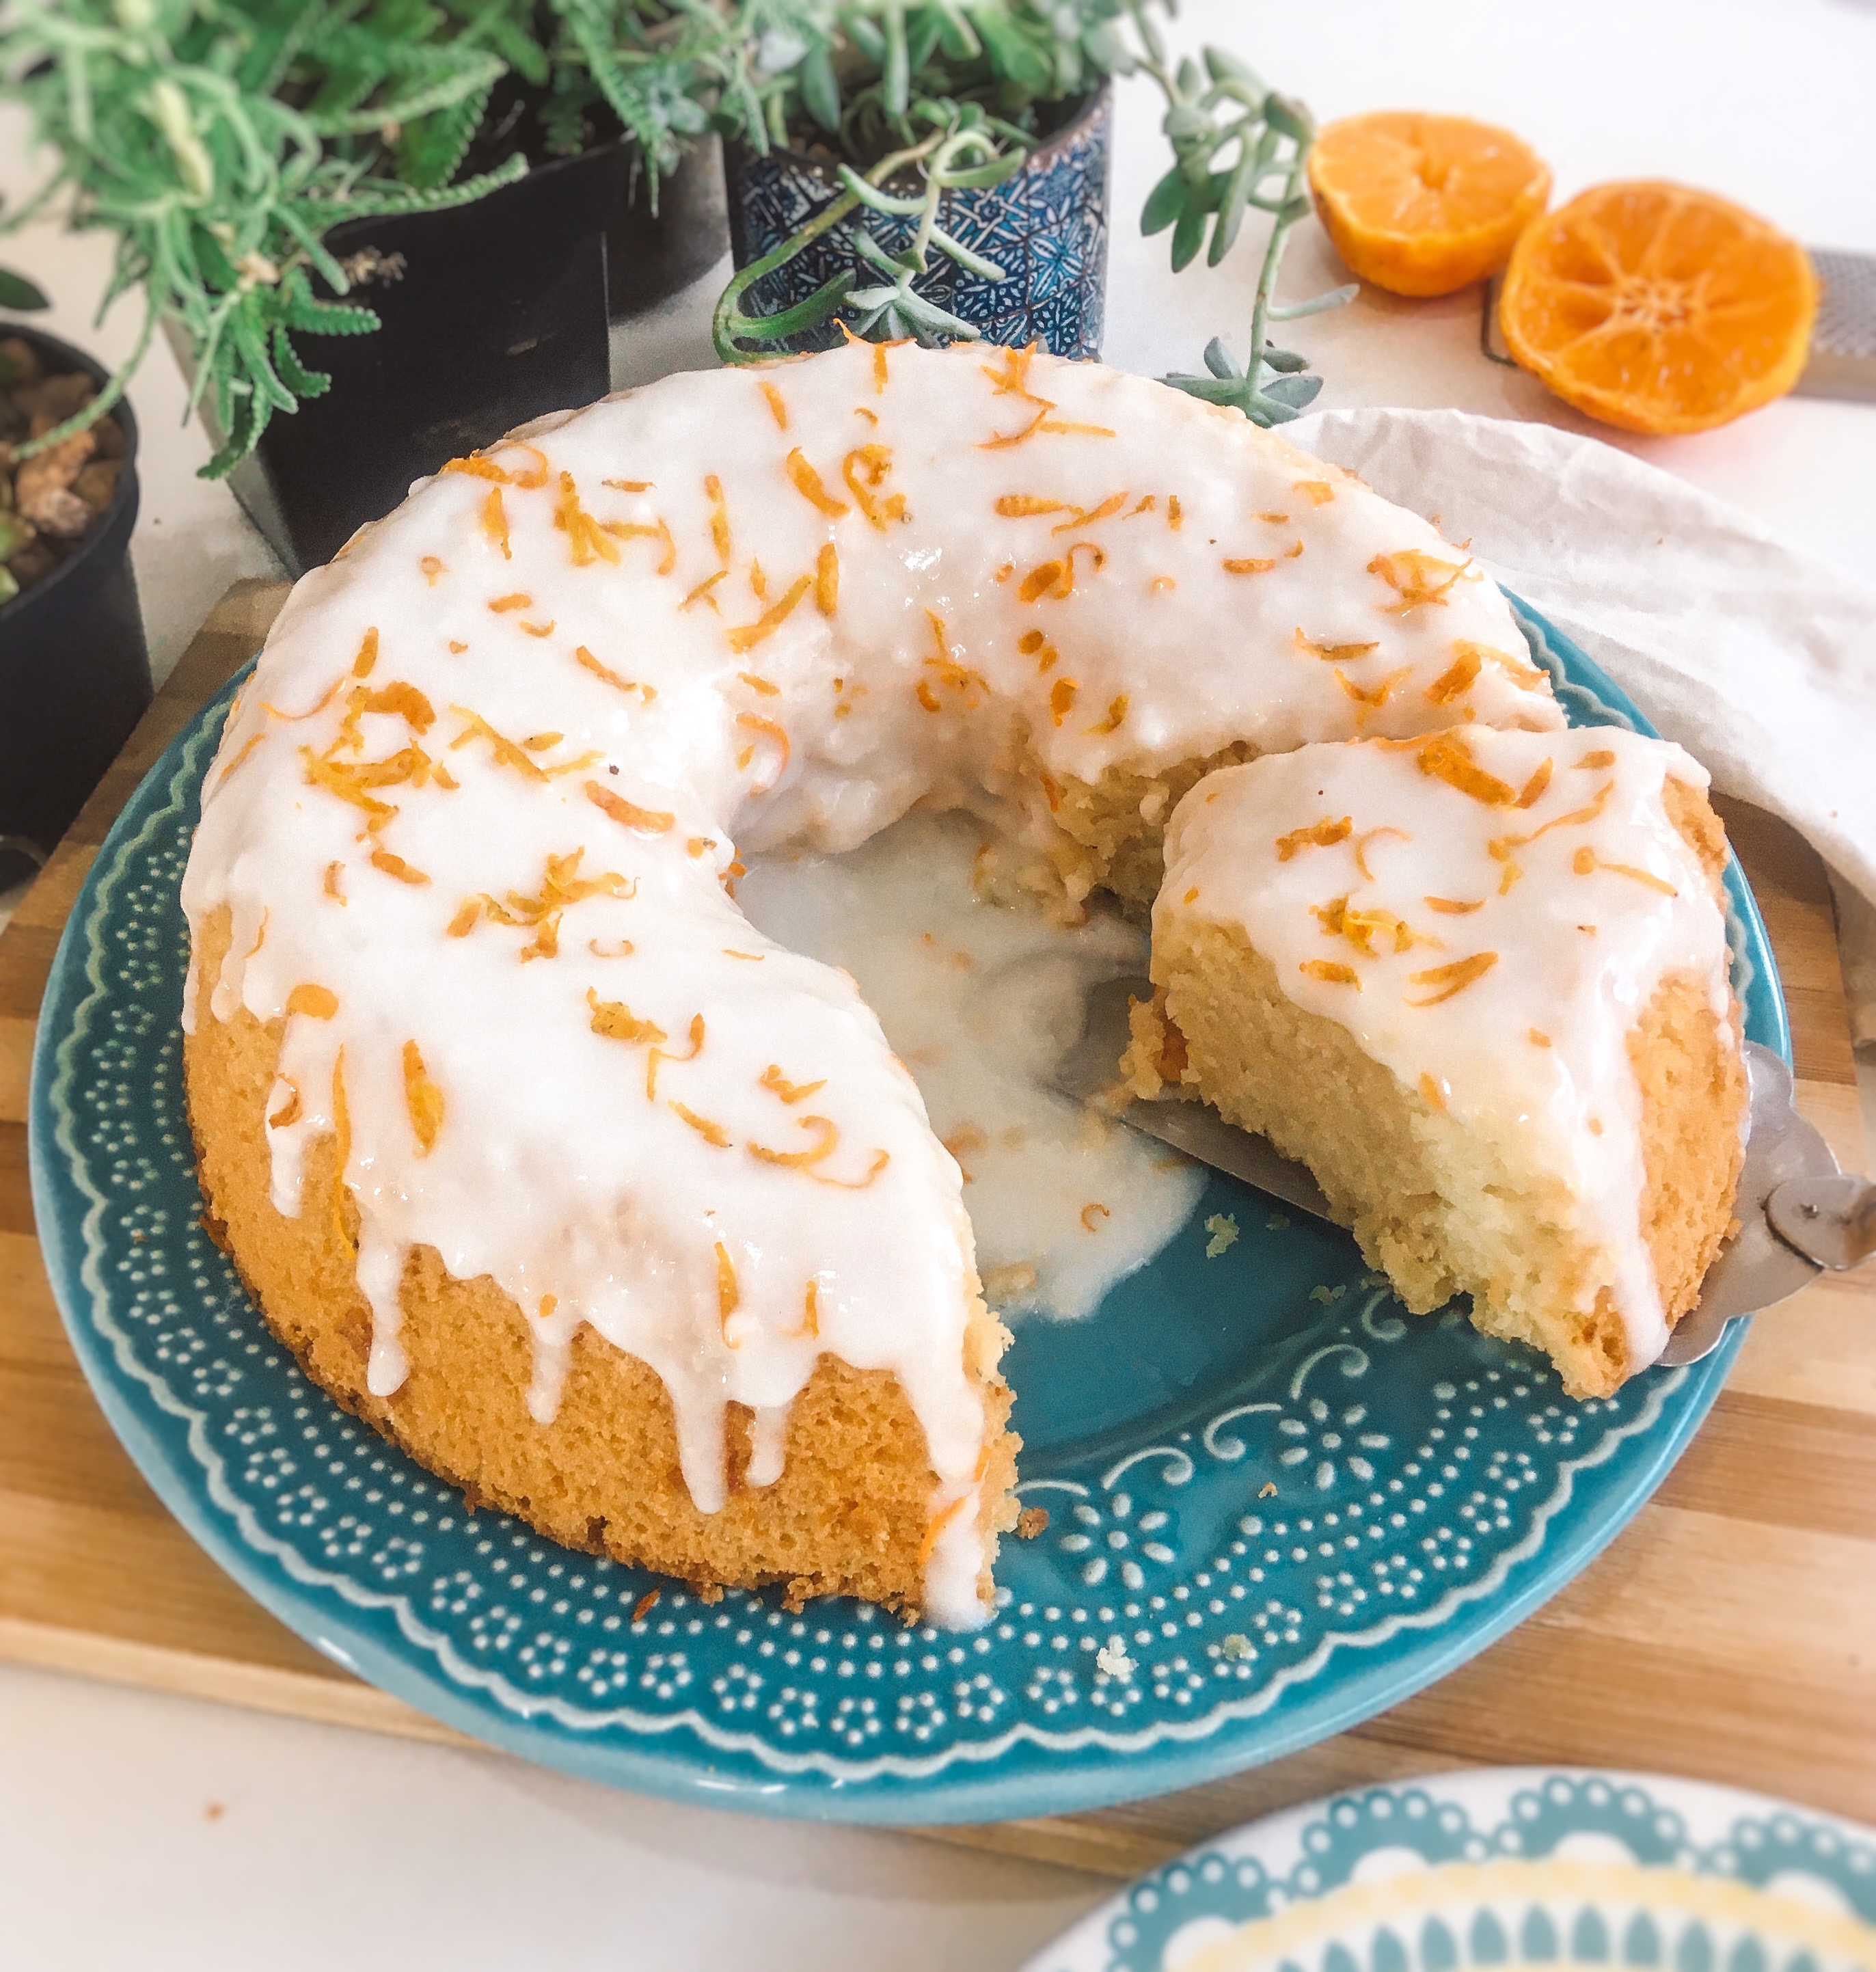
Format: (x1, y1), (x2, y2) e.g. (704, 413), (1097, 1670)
(29, 601), (1785, 1823)
(1023, 1769), (1876, 1972)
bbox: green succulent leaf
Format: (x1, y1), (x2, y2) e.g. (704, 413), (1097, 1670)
(1141, 162), (1186, 237)
(0, 269), (51, 311)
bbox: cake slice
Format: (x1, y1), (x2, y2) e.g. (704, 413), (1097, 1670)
(1127, 726), (1746, 1396)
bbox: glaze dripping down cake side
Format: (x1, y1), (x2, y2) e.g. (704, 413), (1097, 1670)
(1126, 727), (1747, 1399)
(180, 337), (1569, 1625)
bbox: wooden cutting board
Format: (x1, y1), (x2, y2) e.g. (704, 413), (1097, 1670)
(1, 578), (1871, 1880)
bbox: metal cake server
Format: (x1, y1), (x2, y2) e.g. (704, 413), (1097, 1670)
(1057, 974), (1875, 1368)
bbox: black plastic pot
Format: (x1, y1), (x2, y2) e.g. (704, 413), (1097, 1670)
(0, 323), (149, 869)
(606, 136), (729, 319)
(196, 139), (627, 576)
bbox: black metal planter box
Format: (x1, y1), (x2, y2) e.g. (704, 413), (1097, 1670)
(0, 323), (149, 869)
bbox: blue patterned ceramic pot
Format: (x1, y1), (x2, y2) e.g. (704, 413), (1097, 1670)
(725, 84), (1111, 357)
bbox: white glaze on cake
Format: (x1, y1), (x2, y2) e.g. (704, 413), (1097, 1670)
(179, 338), (1561, 1625)
(1157, 725), (1738, 1366)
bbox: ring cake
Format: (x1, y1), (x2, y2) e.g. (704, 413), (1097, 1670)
(181, 338), (1572, 1625)
(1126, 725), (1746, 1397)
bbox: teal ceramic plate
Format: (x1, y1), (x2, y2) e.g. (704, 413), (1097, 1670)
(1022, 1769), (1876, 1972)
(29, 601), (1785, 1824)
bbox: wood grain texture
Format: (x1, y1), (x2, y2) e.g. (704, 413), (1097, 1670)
(0, 582), (1868, 1878)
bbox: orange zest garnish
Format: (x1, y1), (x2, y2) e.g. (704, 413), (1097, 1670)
(790, 1280), (821, 1340)
(1352, 826), (1409, 880)
(1578, 749), (1617, 770)
(681, 569), (728, 614)
(599, 514), (677, 576)
(1089, 694), (1128, 735)
(1223, 556), (1277, 576)
(482, 486), (510, 559)
(1416, 732), (1517, 806)
(1425, 895), (1484, 915)
(216, 730), (267, 784)
(1080, 1202), (1111, 1231)
(815, 542), (839, 616)
(1419, 1072), (1448, 1112)
(585, 780), (676, 835)
(748, 1112), (841, 1170)
(785, 448), (849, 518)
(443, 442), (548, 489)
(736, 712), (791, 793)
(402, 1040), (444, 1153)
(1425, 648), (1481, 705)
(975, 343), (1117, 449)
(1517, 759), (1555, 809)
(1300, 959), (1361, 987)
(1334, 664), (1411, 723)
(323, 861), (345, 903)
(633, 1589), (661, 1621)
(761, 1064), (826, 1106)
(267, 1078), (301, 1131)
(488, 593), (530, 613)
(1457, 640), (1547, 692)
(644, 1014), (705, 1099)
(759, 381), (789, 430)
(726, 573), (812, 654)
(286, 983), (339, 1021)
(575, 644), (654, 701)
(261, 676), (343, 724)
(553, 472), (626, 567)
(1530, 1028), (1552, 1047)
(738, 671), (780, 697)
(996, 494), (1068, 519)
(1405, 952), (1499, 1005)
(1295, 629), (1380, 662)
(351, 627), (380, 678)
(1276, 815), (1353, 861)
(841, 444), (909, 529)
(1573, 846), (1677, 895)
(672, 1102), (732, 1148)
(329, 1047), (354, 1254)
(1017, 540), (1105, 604)
(586, 988), (665, 1046)
(704, 474), (732, 567)
(1314, 894), (1439, 958)
(1049, 677), (1078, 725)
(919, 1491), (969, 1568)
(715, 1241), (741, 1343)
(1369, 549), (1473, 614)
(1294, 480), (1336, 506)
(369, 848), (429, 885)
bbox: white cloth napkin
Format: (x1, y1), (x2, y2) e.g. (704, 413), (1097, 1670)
(1288, 406), (1876, 1044)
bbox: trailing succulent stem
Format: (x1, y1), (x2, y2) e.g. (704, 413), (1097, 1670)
(1126, 23), (1355, 422)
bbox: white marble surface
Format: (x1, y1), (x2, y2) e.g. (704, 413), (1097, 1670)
(3, 2), (1874, 1965)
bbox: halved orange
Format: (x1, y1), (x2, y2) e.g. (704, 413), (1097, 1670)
(1499, 181), (1818, 435)
(1308, 111), (1551, 297)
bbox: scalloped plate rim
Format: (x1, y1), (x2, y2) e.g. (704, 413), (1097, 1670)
(1018, 1764), (1876, 1972)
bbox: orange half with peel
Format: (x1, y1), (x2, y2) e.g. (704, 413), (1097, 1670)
(1498, 180), (1818, 436)
(1308, 111), (1551, 297)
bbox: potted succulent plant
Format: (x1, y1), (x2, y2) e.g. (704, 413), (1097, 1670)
(692, 1), (1357, 411)
(0, 288), (150, 877)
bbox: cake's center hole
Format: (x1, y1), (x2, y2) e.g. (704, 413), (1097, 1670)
(737, 812), (1204, 1321)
